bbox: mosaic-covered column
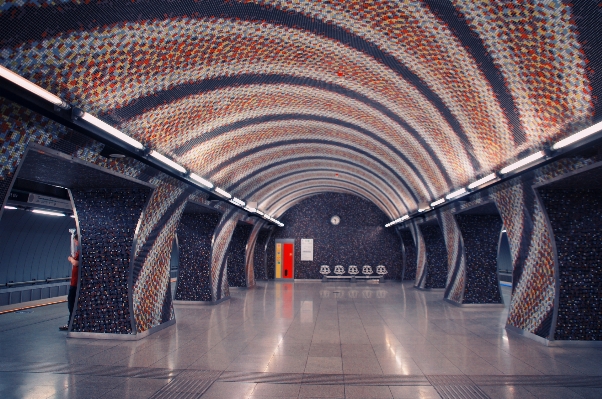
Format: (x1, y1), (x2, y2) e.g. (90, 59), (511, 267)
(409, 221), (426, 288)
(130, 179), (192, 334)
(227, 223), (254, 288)
(456, 213), (503, 304)
(398, 228), (417, 281)
(254, 227), (273, 281)
(439, 210), (465, 303)
(245, 221), (266, 287)
(209, 208), (243, 302)
(538, 187), (602, 341)
(414, 221), (448, 289)
(174, 212), (221, 302)
(492, 179), (556, 339)
(70, 187), (151, 335)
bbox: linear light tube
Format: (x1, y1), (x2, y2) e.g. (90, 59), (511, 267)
(430, 198), (445, 207)
(214, 187), (232, 199)
(418, 207), (430, 213)
(552, 121), (602, 150)
(32, 209), (65, 216)
(189, 173), (213, 189)
(245, 207), (257, 213)
(80, 113), (144, 150)
(256, 210), (264, 216)
(149, 150), (187, 174)
(3, 206), (17, 210)
(468, 173), (497, 189)
(500, 151), (545, 174)
(446, 188), (467, 200)
(231, 197), (245, 207)
(0, 65), (69, 109)
(401, 215), (409, 221)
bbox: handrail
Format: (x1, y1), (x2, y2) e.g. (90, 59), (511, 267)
(4, 277), (70, 288)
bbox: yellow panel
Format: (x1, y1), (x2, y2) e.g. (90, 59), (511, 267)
(275, 243), (282, 278)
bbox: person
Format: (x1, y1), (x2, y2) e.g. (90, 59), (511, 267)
(59, 235), (79, 331)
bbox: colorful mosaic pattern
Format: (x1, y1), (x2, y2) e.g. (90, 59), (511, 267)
(210, 209), (242, 301)
(409, 221), (427, 289)
(419, 223), (449, 289)
(0, 0), (599, 219)
(131, 179), (191, 333)
(439, 210), (465, 303)
(245, 222), (266, 288)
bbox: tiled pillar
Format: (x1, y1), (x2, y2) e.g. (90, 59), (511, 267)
(209, 208), (243, 302)
(70, 187), (151, 335)
(398, 228), (417, 281)
(538, 188), (602, 341)
(492, 180), (556, 339)
(439, 210), (465, 303)
(415, 221), (448, 289)
(227, 223), (254, 287)
(245, 221), (266, 287)
(409, 221), (426, 288)
(174, 212), (221, 301)
(254, 228), (273, 281)
(129, 180), (192, 334)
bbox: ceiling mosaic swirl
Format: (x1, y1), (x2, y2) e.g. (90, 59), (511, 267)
(0, 0), (600, 217)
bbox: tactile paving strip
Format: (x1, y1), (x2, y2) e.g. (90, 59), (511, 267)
(433, 384), (491, 399)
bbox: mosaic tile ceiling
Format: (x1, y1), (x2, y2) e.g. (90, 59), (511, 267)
(0, 1), (600, 219)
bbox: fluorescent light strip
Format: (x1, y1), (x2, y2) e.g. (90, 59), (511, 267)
(418, 207), (430, 213)
(553, 121), (602, 150)
(32, 209), (65, 217)
(430, 198), (445, 207)
(231, 197), (245, 207)
(81, 113), (144, 150)
(245, 207), (257, 213)
(468, 173), (497, 189)
(149, 150), (187, 174)
(256, 210), (264, 216)
(0, 65), (69, 109)
(214, 187), (232, 199)
(189, 173), (213, 189)
(500, 151), (545, 174)
(4, 206), (17, 210)
(446, 188), (467, 200)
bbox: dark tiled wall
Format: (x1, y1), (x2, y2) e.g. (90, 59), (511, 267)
(273, 193), (402, 279)
(70, 188), (151, 334)
(227, 224), (253, 287)
(539, 189), (602, 341)
(399, 229), (417, 281)
(455, 214), (503, 304)
(253, 229), (271, 281)
(419, 223), (447, 289)
(175, 213), (220, 301)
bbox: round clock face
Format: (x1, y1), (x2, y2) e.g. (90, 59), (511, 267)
(330, 215), (341, 225)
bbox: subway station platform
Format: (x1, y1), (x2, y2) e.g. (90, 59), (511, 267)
(1, 281), (601, 399)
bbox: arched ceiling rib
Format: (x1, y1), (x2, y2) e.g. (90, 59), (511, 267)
(0, 1), (599, 219)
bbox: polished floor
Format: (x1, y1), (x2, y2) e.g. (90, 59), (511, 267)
(1, 281), (601, 399)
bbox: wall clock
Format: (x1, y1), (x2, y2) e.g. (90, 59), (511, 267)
(330, 215), (340, 225)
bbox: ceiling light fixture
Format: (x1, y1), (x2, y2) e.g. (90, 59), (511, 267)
(32, 209), (65, 217)
(552, 121), (602, 150)
(418, 207), (430, 213)
(189, 173), (214, 189)
(0, 65), (69, 109)
(149, 150), (187, 174)
(4, 206), (18, 210)
(214, 187), (232, 199)
(80, 113), (144, 150)
(467, 173), (497, 189)
(230, 197), (245, 207)
(446, 188), (467, 200)
(430, 198), (445, 207)
(500, 151), (545, 175)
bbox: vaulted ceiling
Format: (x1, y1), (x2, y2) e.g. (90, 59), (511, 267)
(1, 1), (600, 218)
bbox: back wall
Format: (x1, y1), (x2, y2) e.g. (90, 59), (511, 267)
(271, 193), (403, 279)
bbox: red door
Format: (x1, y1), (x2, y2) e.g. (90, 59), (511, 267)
(283, 243), (294, 279)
